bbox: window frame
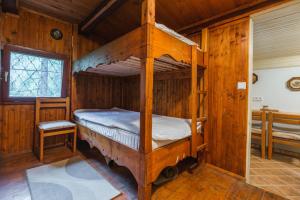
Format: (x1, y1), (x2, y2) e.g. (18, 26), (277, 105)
(1, 44), (70, 103)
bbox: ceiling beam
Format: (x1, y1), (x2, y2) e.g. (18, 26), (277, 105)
(177, 0), (288, 35)
(1, 0), (19, 14)
(79, 0), (128, 34)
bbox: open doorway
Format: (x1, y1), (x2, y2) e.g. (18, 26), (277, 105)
(248, 1), (300, 199)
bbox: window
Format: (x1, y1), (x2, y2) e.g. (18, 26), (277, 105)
(1, 45), (69, 101)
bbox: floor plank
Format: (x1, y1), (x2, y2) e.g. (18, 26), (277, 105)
(0, 144), (287, 200)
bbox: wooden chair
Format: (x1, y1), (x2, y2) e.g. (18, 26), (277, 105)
(34, 97), (77, 161)
(268, 112), (300, 160)
(251, 110), (267, 158)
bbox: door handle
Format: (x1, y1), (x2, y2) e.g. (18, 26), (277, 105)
(4, 71), (8, 82)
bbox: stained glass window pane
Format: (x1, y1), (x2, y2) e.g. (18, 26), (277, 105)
(9, 52), (64, 97)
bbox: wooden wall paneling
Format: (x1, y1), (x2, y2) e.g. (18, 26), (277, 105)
(121, 76), (139, 112)
(77, 34), (101, 58)
(74, 73), (122, 110)
(71, 33), (102, 114)
(0, 105), (34, 155)
(207, 17), (250, 177)
(120, 72), (203, 119)
(1, 9), (73, 54)
(0, 9), (74, 156)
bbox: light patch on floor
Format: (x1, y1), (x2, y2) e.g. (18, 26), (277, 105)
(250, 149), (300, 200)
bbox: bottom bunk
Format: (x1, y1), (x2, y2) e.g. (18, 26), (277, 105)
(74, 108), (203, 185)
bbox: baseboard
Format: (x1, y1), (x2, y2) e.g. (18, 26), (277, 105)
(0, 143), (66, 159)
(206, 163), (245, 181)
(0, 150), (32, 160)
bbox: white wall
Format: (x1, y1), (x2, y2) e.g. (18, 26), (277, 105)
(252, 66), (300, 113)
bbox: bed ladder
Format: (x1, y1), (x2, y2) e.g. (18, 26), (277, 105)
(189, 58), (208, 171)
(196, 28), (209, 163)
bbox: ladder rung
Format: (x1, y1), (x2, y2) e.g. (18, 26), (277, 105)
(197, 90), (207, 95)
(197, 117), (207, 122)
(196, 143), (207, 152)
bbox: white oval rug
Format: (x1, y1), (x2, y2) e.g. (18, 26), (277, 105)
(26, 156), (121, 200)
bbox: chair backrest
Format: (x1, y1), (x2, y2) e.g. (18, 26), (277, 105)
(269, 112), (300, 133)
(252, 111), (266, 135)
(35, 97), (70, 125)
(252, 110), (266, 124)
(252, 110), (264, 121)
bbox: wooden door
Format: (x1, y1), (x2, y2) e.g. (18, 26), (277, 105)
(208, 17), (250, 177)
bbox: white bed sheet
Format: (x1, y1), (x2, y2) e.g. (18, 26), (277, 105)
(74, 108), (202, 150)
(77, 120), (175, 150)
(74, 108), (201, 141)
(155, 23), (198, 46)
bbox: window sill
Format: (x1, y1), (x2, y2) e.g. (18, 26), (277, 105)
(0, 101), (35, 105)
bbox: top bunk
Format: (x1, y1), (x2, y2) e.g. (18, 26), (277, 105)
(73, 23), (207, 76)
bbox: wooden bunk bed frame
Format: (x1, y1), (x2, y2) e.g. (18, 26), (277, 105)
(72, 1), (209, 199)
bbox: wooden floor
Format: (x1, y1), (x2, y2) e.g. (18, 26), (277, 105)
(0, 143), (286, 200)
(250, 149), (300, 200)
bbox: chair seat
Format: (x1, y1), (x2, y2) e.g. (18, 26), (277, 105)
(39, 120), (76, 131)
(273, 131), (300, 141)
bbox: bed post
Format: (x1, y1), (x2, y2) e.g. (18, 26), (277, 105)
(191, 45), (198, 158)
(202, 28), (209, 157)
(71, 24), (79, 117)
(139, 0), (155, 199)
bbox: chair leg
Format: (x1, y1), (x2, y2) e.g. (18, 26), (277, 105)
(261, 133), (266, 159)
(268, 137), (273, 160)
(33, 128), (37, 156)
(39, 130), (44, 162)
(72, 127), (77, 153)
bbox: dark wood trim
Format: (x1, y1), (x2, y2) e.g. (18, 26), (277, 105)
(1, 0), (19, 15)
(178, 0), (288, 35)
(1, 44), (70, 103)
(79, 0), (128, 34)
(287, 77), (300, 91)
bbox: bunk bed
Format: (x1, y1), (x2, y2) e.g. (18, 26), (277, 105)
(72, 1), (208, 199)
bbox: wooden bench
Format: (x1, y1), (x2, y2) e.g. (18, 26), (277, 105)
(268, 112), (300, 159)
(251, 110), (267, 159)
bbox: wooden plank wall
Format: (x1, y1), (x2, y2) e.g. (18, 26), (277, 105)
(73, 70), (202, 120)
(0, 8), (111, 156)
(0, 9), (73, 156)
(121, 73), (203, 119)
(207, 18), (250, 177)
(75, 73), (122, 110)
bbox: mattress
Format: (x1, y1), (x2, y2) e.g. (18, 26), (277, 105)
(74, 108), (201, 150)
(155, 23), (198, 46)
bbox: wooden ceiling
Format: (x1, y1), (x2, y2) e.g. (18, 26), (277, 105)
(11, 0), (286, 43)
(253, 1), (300, 60)
(19, 0), (102, 23)
(253, 1), (300, 69)
(157, 0), (262, 30)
